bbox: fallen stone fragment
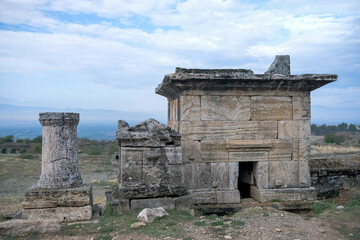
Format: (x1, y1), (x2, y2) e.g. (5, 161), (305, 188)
(0, 219), (60, 235)
(224, 235), (232, 239)
(275, 228), (282, 232)
(130, 222), (146, 229)
(319, 229), (326, 233)
(137, 207), (169, 223)
(336, 205), (344, 209)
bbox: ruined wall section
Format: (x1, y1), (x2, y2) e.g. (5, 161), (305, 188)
(168, 91), (311, 196)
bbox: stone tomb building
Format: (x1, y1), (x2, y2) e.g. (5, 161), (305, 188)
(156, 55), (337, 204)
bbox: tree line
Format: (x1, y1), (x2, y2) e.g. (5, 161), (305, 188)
(311, 123), (358, 136)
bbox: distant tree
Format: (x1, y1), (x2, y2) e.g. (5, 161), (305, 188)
(0, 135), (14, 143)
(349, 124), (357, 132)
(28, 143), (42, 154)
(337, 122), (348, 131)
(31, 136), (42, 143)
(16, 138), (24, 143)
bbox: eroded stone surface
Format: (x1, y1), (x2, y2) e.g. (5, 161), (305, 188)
(36, 112), (82, 189)
(117, 119), (187, 199)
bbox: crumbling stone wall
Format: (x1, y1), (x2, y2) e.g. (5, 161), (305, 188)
(115, 118), (188, 209)
(156, 55), (337, 203)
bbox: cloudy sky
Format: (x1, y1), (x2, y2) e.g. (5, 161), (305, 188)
(0, 0), (359, 123)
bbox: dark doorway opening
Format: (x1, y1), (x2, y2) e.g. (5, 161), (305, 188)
(238, 162), (254, 198)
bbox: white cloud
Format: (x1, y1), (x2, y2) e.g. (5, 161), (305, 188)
(0, 0), (359, 120)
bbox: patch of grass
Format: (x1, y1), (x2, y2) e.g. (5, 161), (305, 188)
(348, 193), (360, 207)
(93, 169), (115, 173)
(271, 199), (281, 202)
(210, 220), (229, 228)
(136, 211), (192, 239)
(313, 201), (336, 214)
(205, 214), (219, 220)
(231, 220), (245, 227)
(194, 220), (207, 226)
(334, 226), (360, 240)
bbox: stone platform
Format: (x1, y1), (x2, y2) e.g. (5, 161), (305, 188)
(22, 184), (92, 223)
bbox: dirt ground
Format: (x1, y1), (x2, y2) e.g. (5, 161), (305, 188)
(0, 154), (359, 240)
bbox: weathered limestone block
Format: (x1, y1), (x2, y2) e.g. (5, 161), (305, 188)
(264, 55), (290, 75)
(250, 96), (292, 121)
(169, 98), (179, 121)
(23, 205), (92, 222)
(253, 161), (269, 189)
(229, 162), (239, 190)
(278, 121), (299, 140)
(210, 163), (229, 190)
(299, 160), (311, 187)
(201, 95), (250, 121)
(268, 161), (299, 188)
(182, 140), (201, 162)
(299, 138), (311, 161)
(269, 140), (292, 161)
(293, 96), (311, 120)
(182, 163), (194, 190)
(36, 112), (82, 189)
(130, 195), (193, 210)
(0, 219), (60, 235)
(22, 184), (92, 209)
(193, 191), (217, 205)
(251, 186), (317, 203)
(166, 146), (182, 164)
(201, 140), (228, 162)
(194, 163), (211, 190)
(216, 190), (241, 204)
(168, 120), (179, 132)
(299, 120), (311, 139)
(121, 149), (143, 187)
(117, 119), (187, 199)
(180, 95), (200, 121)
(180, 121), (277, 141)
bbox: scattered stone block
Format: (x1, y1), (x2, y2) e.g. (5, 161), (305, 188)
(0, 219), (60, 235)
(137, 207), (168, 223)
(216, 190), (240, 204)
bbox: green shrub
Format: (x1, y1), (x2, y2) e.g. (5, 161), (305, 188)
(1, 148), (6, 154)
(21, 154), (34, 159)
(348, 193), (360, 207)
(313, 201), (335, 214)
(89, 147), (102, 155)
(324, 134), (345, 145)
(28, 143), (42, 154)
(10, 149), (16, 154)
(31, 136), (42, 143)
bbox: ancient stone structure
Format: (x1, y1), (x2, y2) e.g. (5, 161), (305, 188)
(114, 118), (191, 210)
(22, 113), (92, 222)
(156, 55), (337, 204)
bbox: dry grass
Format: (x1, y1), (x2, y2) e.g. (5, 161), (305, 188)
(0, 154), (117, 215)
(311, 145), (360, 154)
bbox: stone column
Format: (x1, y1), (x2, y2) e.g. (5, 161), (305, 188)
(23, 112), (93, 223)
(36, 112), (82, 189)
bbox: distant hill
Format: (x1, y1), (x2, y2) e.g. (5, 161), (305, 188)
(0, 104), (166, 140)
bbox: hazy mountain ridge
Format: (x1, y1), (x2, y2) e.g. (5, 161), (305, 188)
(0, 104), (166, 140)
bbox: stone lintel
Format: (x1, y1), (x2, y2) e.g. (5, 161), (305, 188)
(39, 112), (79, 126)
(226, 139), (272, 151)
